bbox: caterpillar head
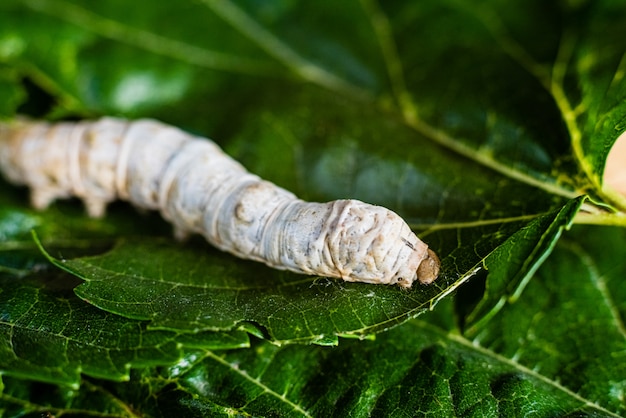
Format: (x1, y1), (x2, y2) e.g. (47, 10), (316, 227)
(326, 200), (440, 288)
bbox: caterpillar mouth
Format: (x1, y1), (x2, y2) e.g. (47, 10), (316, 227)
(416, 249), (440, 285)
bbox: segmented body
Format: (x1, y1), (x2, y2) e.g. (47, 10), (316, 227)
(0, 118), (440, 287)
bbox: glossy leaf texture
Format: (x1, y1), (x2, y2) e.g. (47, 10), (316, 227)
(1, 0), (625, 416)
(0, 253), (249, 389)
(3, 226), (625, 416)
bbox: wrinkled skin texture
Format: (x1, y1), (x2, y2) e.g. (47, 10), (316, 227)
(0, 118), (440, 287)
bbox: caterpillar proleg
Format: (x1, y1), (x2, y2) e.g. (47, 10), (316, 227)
(0, 118), (440, 287)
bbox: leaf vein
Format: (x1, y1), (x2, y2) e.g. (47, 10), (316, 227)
(200, 0), (370, 99)
(23, 0), (275, 75)
(411, 320), (624, 417)
(205, 350), (313, 417)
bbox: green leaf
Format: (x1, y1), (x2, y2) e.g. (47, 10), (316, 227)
(19, 88), (580, 344)
(7, 237), (624, 417)
(464, 196), (585, 332)
(570, 1), (626, 192)
(0, 66), (24, 117)
(0, 270), (249, 388)
(0, 178), (171, 276)
(472, 224), (626, 415)
(45, 238), (433, 345)
(1, 0), (626, 415)
(16, 225), (621, 417)
(1, 374), (182, 417)
(42, 198), (582, 344)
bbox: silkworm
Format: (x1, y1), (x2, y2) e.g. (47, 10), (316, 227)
(0, 118), (440, 287)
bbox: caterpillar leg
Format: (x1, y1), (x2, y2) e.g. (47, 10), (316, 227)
(83, 197), (109, 218)
(1, 117), (442, 288)
(30, 187), (108, 218)
(173, 226), (191, 241)
(30, 188), (65, 211)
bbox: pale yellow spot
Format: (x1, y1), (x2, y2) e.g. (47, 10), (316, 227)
(604, 131), (626, 197)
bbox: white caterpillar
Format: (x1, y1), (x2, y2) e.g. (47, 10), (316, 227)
(0, 118), (440, 287)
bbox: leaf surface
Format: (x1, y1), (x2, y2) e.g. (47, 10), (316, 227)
(85, 227), (626, 416)
(6, 227), (625, 417)
(0, 270), (249, 388)
(0, 0), (625, 415)
(46, 198), (582, 344)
